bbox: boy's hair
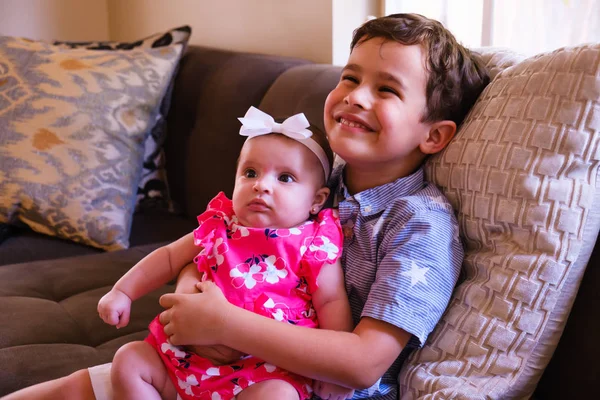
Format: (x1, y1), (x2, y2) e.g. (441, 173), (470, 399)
(351, 13), (490, 127)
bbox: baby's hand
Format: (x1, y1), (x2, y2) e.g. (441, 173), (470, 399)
(97, 289), (132, 329)
(314, 381), (355, 400)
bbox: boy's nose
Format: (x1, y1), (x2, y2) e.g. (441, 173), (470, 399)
(343, 86), (370, 109)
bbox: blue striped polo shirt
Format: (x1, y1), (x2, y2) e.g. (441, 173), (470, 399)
(330, 165), (463, 399)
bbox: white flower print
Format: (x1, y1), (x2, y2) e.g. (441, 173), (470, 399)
(201, 367), (221, 381)
(233, 380), (254, 396)
(263, 297), (290, 322)
(230, 221), (249, 239)
(206, 237), (228, 266)
(262, 255), (288, 284)
(264, 363), (277, 373)
(301, 236), (340, 261)
(271, 309), (286, 322)
(230, 262), (264, 289)
(273, 226), (303, 237)
(160, 342), (187, 358)
(177, 373), (199, 396)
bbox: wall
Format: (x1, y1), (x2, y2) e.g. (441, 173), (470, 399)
(0, 0), (378, 64)
(107, 0), (334, 63)
(0, 0), (109, 41)
(332, 0), (380, 65)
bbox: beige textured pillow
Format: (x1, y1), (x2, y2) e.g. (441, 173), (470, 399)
(400, 44), (600, 398)
(0, 36), (183, 250)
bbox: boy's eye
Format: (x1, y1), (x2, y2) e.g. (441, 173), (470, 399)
(244, 169), (257, 178)
(380, 86), (400, 97)
(278, 174), (294, 183)
(341, 74), (359, 84)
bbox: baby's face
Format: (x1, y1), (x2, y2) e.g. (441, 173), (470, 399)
(232, 134), (326, 229)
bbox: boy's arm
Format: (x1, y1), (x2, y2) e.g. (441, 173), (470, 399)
(113, 232), (198, 301)
(160, 284), (410, 388)
(159, 207), (462, 388)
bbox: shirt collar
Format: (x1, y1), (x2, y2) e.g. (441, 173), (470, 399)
(331, 163), (425, 216)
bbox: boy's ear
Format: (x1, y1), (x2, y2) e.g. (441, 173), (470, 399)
(311, 187), (330, 215)
(420, 120), (457, 155)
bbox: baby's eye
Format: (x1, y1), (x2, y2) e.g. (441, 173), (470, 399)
(278, 174), (294, 183)
(244, 169), (257, 178)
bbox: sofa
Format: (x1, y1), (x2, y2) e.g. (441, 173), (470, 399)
(1, 43), (599, 399)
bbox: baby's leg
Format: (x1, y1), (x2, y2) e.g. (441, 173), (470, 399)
(1, 369), (95, 400)
(237, 379), (300, 400)
(111, 340), (177, 400)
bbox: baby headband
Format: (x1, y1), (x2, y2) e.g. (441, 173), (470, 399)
(238, 106), (330, 180)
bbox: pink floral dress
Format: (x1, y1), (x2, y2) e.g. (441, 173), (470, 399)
(146, 192), (343, 400)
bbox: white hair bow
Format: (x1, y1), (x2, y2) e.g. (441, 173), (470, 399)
(238, 106), (313, 140)
(237, 106), (330, 180)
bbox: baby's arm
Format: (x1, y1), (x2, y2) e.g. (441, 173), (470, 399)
(311, 260), (355, 399)
(175, 262), (204, 294)
(98, 232), (198, 328)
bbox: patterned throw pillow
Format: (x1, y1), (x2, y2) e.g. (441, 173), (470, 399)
(54, 26), (191, 213)
(400, 44), (600, 398)
(0, 35), (185, 250)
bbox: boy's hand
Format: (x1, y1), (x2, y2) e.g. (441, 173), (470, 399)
(314, 381), (355, 400)
(97, 289), (132, 329)
(159, 280), (231, 346)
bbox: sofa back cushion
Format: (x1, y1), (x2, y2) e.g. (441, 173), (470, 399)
(164, 46), (312, 218)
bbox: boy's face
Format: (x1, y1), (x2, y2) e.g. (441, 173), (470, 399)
(232, 134), (328, 229)
(324, 38), (434, 177)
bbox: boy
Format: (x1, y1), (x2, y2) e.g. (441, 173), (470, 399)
(3, 13), (489, 400)
(157, 13), (489, 399)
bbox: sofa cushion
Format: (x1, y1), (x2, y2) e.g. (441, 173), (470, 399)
(0, 212), (197, 266)
(0, 35), (184, 251)
(162, 46), (313, 219)
(54, 26), (192, 215)
(0, 243), (172, 396)
(400, 43), (600, 398)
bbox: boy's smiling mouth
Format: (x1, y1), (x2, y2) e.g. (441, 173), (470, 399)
(335, 113), (375, 132)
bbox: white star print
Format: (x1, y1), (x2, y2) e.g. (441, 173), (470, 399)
(401, 261), (429, 287)
(371, 215), (388, 238)
(453, 224), (460, 242)
(430, 195), (451, 210)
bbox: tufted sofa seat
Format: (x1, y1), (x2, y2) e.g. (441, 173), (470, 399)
(0, 244), (173, 391)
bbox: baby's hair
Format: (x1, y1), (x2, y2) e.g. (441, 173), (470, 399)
(273, 117), (334, 183)
(351, 13), (490, 127)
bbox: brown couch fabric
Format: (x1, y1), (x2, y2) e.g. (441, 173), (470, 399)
(0, 46), (313, 396)
(0, 45), (599, 398)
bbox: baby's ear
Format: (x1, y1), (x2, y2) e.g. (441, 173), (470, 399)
(311, 187), (331, 214)
(420, 120), (456, 155)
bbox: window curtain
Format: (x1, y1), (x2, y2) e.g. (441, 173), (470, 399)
(384, 0), (600, 55)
